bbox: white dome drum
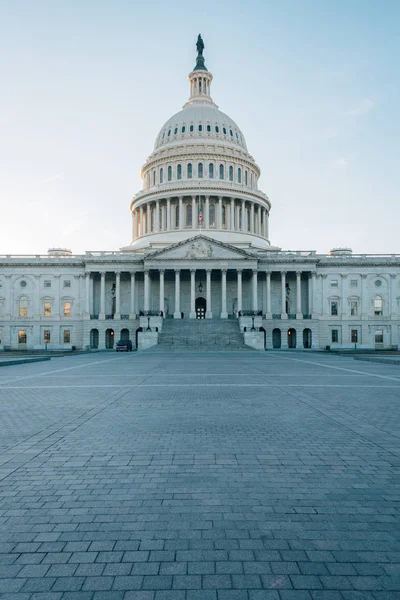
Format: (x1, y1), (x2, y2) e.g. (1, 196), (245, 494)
(128, 36), (272, 252)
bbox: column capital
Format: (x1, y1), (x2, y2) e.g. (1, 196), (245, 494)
(178, 195), (183, 201)
(144, 269), (149, 275)
(85, 271), (91, 277)
(130, 270), (136, 276)
(265, 270), (271, 276)
(322, 273), (328, 279)
(390, 273), (397, 279)
(205, 194), (210, 200)
(100, 271), (106, 277)
(237, 268), (243, 274)
(174, 268), (180, 274)
(166, 196), (171, 201)
(309, 271), (317, 278)
(280, 271), (287, 276)
(296, 271), (302, 276)
(252, 269), (258, 275)
(340, 273), (348, 279)
(361, 273), (368, 279)
(159, 269), (165, 274)
(190, 268), (196, 274)
(115, 270), (121, 276)
(191, 194), (196, 201)
(218, 195), (223, 201)
(206, 268), (212, 274)
(221, 268), (227, 274)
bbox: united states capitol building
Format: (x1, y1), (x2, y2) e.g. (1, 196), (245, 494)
(1, 37), (399, 352)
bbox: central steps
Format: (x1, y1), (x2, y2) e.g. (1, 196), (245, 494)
(156, 318), (251, 350)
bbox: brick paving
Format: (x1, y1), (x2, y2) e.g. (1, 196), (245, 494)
(0, 350), (399, 599)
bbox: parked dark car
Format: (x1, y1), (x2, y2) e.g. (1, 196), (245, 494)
(116, 339), (133, 352)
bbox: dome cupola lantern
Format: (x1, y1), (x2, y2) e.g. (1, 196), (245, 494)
(186, 34), (215, 107)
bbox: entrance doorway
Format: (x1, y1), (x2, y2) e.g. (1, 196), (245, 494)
(195, 297), (206, 319)
(18, 329), (27, 350)
(90, 328), (99, 349)
(121, 328), (130, 341)
(105, 328), (115, 349)
(288, 328), (296, 348)
(272, 328), (281, 349)
(303, 328), (312, 349)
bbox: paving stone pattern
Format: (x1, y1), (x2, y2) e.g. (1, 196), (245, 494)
(0, 350), (399, 599)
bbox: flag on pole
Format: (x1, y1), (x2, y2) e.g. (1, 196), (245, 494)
(199, 201), (203, 228)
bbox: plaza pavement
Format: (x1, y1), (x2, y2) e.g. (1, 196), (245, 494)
(0, 350), (399, 600)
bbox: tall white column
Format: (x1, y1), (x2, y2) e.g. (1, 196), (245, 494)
(309, 272), (315, 317)
(221, 269), (228, 319)
(139, 206), (144, 236)
(159, 270), (165, 316)
(167, 198), (171, 231)
(230, 198), (235, 231)
(85, 272), (90, 315)
(99, 272), (105, 319)
(296, 271), (302, 318)
(237, 269), (242, 315)
(114, 271), (121, 319)
(146, 204), (151, 233)
(321, 274), (327, 316)
(236, 204), (240, 231)
(179, 196), (183, 229)
(155, 200), (160, 232)
(258, 206), (262, 235)
(129, 272), (136, 319)
(265, 211), (269, 239)
(281, 271), (287, 318)
(218, 196), (223, 229)
(252, 270), (258, 312)
(174, 269), (181, 318)
(206, 269), (212, 318)
(192, 195), (196, 229)
(161, 203), (165, 231)
(90, 276), (94, 316)
(250, 202), (255, 233)
(144, 270), (150, 313)
(190, 269), (196, 318)
(266, 271), (271, 317)
(132, 211), (137, 241)
(241, 200), (246, 231)
(205, 195), (209, 229)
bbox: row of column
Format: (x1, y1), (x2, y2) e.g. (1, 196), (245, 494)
(132, 197), (270, 240)
(85, 270), (309, 320)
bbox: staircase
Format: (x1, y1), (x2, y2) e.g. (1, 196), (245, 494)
(156, 318), (251, 351)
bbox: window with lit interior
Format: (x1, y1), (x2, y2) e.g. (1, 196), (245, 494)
(374, 296), (383, 315)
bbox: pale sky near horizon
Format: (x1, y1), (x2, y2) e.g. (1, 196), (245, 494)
(0, 0), (399, 255)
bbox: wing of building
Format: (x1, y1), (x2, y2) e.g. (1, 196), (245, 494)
(0, 38), (398, 351)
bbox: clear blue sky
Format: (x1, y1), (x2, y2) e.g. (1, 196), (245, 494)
(1, 0), (399, 254)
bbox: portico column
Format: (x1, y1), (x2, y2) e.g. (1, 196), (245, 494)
(114, 271), (121, 319)
(146, 204), (151, 233)
(190, 269), (196, 318)
(230, 198), (235, 231)
(206, 269), (212, 319)
(237, 269), (242, 315)
(132, 211), (137, 240)
(129, 272), (136, 319)
(174, 269), (181, 318)
(281, 271), (287, 319)
(241, 200), (246, 231)
(221, 269), (228, 319)
(179, 196), (183, 229)
(159, 270), (165, 316)
(296, 271), (302, 318)
(205, 195), (209, 229)
(308, 272), (315, 317)
(85, 272), (90, 315)
(192, 195), (196, 229)
(266, 271), (271, 317)
(236, 204), (240, 231)
(167, 198), (171, 231)
(139, 205), (144, 236)
(161, 203), (165, 231)
(99, 272), (106, 319)
(218, 197), (223, 229)
(155, 200), (160, 232)
(250, 202), (255, 233)
(265, 211), (269, 239)
(252, 270), (258, 312)
(144, 270), (150, 313)
(258, 206), (262, 235)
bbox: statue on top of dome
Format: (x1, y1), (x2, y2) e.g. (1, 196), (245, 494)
(196, 34), (204, 56)
(194, 34), (207, 71)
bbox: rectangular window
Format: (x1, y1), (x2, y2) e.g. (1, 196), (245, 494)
(44, 281), (51, 288)
(350, 280), (358, 287)
(63, 280), (71, 288)
(330, 301), (338, 316)
(350, 301), (358, 316)
(18, 330), (27, 344)
(375, 329), (384, 344)
(331, 329), (339, 343)
(43, 301), (52, 316)
(63, 330), (71, 344)
(44, 330), (51, 344)
(63, 301), (71, 317)
(351, 329), (358, 344)
(330, 280), (338, 287)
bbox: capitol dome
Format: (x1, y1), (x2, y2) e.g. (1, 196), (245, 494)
(126, 35), (273, 252)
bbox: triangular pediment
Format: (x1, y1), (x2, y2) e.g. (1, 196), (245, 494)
(146, 235), (254, 261)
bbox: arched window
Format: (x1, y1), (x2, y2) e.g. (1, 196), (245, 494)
(19, 296), (28, 318)
(198, 163), (203, 178)
(160, 168), (164, 184)
(245, 170), (248, 185)
(208, 163), (214, 179)
(222, 205), (226, 229)
(186, 204), (192, 227)
(374, 296), (383, 315)
(181, 125), (186, 133)
(237, 168), (241, 183)
(229, 166), (233, 181)
(215, 125), (219, 133)
(230, 129), (233, 136)
(189, 124), (194, 132)
(168, 166), (172, 181)
(223, 127), (227, 135)
(153, 170), (156, 185)
(207, 124), (211, 132)
(167, 129), (171, 137)
(187, 163), (192, 178)
(177, 164), (182, 180)
(219, 164), (224, 179)
(209, 204), (215, 227)
(174, 127), (178, 135)
(198, 124), (202, 132)
(175, 204), (179, 228)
